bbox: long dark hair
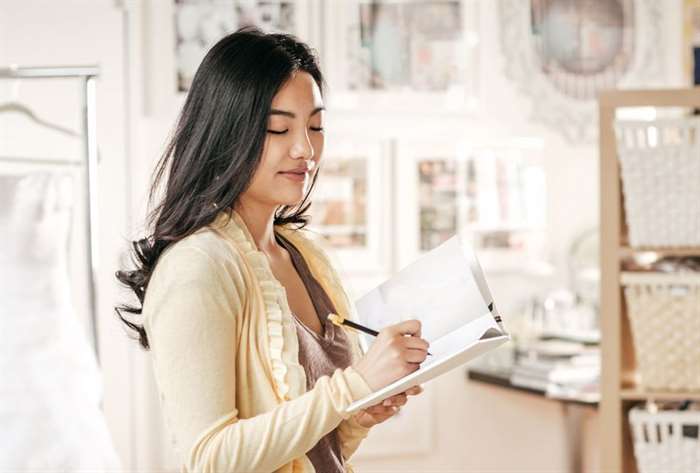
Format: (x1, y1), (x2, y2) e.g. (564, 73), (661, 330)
(115, 27), (325, 350)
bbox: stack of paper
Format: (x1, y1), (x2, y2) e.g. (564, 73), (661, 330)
(510, 341), (600, 402)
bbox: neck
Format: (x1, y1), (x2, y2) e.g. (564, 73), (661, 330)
(233, 200), (281, 255)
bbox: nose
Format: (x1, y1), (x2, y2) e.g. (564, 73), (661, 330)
(289, 130), (314, 161)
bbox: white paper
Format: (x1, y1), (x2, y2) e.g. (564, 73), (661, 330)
(355, 236), (491, 344)
(424, 313), (501, 363)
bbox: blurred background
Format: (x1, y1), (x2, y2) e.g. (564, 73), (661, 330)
(2, 1), (699, 472)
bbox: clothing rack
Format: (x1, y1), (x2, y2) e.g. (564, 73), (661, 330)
(0, 65), (101, 365)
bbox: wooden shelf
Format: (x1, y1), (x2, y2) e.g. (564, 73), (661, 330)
(620, 388), (700, 401)
(599, 88), (700, 473)
(619, 246), (700, 258)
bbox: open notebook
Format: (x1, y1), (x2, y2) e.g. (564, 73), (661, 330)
(346, 235), (510, 413)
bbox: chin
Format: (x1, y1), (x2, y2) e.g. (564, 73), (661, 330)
(275, 191), (307, 208)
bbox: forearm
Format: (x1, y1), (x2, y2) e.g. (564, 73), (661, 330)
(182, 366), (371, 473)
(337, 414), (371, 462)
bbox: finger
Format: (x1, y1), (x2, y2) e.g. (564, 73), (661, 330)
(401, 336), (430, 351)
(382, 393), (407, 406)
(399, 314), (421, 338)
(392, 394), (408, 407)
(404, 348), (428, 363)
(379, 405), (400, 417)
(368, 401), (399, 412)
(365, 405), (386, 415)
(384, 393), (406, 406)
(405, 385), (424, 396)
(368, 405), (396, 417)
(388, 319), (421, 336)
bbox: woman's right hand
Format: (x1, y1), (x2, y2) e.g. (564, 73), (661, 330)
(353, 319), (430, 391)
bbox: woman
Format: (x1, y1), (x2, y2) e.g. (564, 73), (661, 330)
(116, 27), (429, 473)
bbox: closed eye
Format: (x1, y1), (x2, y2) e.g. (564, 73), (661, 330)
(267, 127), (324, 134)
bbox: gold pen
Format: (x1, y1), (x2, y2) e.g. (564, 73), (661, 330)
(327, 313), (432, 356)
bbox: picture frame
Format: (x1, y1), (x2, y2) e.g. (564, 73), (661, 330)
(307, 135), (393, 276)
(394, 139), (548, 273)
(683, 0), (700, 86)
(321, 0), (480, 114)
(142, 0), (320, 117)
(498, 0), (666, 144)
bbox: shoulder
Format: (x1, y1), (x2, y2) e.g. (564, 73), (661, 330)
(150, 227), (249, 294)
(142, 228), (251, 331)
(277, 224), (333, 266)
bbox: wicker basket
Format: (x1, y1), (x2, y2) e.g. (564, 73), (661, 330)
(621, 272), (700, 391)
(614, 118), (700, 248)
(629, 404), (700, 473)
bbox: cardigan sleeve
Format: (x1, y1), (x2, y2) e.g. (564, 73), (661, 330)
(337, 413), (371, 461)
(143, 243), (373, 473)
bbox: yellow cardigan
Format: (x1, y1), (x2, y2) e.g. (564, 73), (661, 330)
(142, 210), (373, 473)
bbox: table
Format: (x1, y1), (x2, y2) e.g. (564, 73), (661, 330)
(467, 367), (599, 473)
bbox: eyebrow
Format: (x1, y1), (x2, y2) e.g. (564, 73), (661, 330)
(268, 106), (325, 118)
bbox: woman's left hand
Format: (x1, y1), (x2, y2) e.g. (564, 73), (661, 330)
(352, 385), (424, 429)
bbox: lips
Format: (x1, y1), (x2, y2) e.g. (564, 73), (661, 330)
(280, 160), (315, 174)
(278, 160), (314, 181)
(279, 170), (307, 182)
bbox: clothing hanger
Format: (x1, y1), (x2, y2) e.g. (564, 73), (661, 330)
(0, 101), (81, 138)
(0, 79), (81, 138)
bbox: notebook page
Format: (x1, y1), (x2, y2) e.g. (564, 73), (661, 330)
(355, 235), (491, 346)
(422, 313), (503, 367)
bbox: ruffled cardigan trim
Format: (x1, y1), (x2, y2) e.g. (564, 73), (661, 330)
(210, 209), (364, 403)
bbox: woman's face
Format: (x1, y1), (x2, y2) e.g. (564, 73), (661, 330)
(241, 71), (325, 210)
